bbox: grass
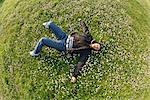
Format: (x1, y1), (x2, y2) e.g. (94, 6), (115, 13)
(0, 0), (150, 99)
(0, 0), (4, 7)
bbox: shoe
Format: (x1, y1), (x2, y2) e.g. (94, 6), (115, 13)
(42, 21), (52, 29)
(29, 51), (40, 57)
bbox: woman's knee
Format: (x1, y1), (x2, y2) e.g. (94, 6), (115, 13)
(39, 37), (49, 45)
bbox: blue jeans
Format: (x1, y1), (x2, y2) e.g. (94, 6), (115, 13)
(33, 22), (68, 54)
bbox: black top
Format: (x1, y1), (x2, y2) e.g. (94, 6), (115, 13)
(69, 21), (95, 78)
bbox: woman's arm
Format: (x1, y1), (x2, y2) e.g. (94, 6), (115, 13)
(80, 21), (90, 35)
(71, 49), (91, 83)
(80, 21), (93, 43)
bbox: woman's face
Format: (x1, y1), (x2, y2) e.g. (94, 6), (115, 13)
(90, 43), (100, 51)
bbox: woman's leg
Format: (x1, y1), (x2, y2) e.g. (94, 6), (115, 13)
(43, 21), (68, 40)
(31, 37), (66, 55)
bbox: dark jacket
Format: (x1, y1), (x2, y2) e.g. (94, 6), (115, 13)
(69, 21), (95, 78)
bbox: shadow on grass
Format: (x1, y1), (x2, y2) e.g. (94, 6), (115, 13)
(0, 0), (5, 7)
(36, 50), (74, 74)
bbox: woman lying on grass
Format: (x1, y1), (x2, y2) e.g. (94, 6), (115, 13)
(30, 20), (102, 83)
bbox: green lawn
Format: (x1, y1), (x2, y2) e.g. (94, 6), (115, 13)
(0, 0), (150, 99)
(0, 0), (4, 7)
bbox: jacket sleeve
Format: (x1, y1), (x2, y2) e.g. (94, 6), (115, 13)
(72, 49), (91, 78)
(80, 21), (90, 35)
(80, 21), (93, 43)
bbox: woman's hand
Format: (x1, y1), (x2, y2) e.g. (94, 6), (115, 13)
(71, 76), (77, 83)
